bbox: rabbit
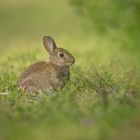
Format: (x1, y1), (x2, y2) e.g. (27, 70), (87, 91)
(17, 35), (75, 93)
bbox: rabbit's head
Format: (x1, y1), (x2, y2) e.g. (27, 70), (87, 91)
(43, 36), (75, 66)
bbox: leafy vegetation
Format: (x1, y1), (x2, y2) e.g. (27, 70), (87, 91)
(70, 0), (140, 53)
(0, 0), (140, 140)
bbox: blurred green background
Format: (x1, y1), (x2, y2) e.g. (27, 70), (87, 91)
(70, 0), (140, 53)
(0, 0), (140, 140)
(0, 0), (83, 40)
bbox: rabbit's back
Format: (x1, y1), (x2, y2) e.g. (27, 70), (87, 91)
(19, 61), (48, 79)
(17, 61), (49, 92)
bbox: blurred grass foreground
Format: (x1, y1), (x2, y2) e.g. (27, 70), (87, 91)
(0, 0), (140, 140)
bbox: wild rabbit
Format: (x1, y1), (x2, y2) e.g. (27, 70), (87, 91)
(17, 36), (75, 93)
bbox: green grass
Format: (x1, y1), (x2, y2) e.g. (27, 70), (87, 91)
(0, 0), (140, 140)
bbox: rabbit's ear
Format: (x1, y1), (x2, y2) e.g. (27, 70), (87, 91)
(43, 36), (57, 54)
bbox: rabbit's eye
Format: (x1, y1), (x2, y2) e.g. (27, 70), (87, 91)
(59, 53), (64, 57)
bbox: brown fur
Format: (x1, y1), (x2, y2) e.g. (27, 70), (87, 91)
(17, 36), (75, 93)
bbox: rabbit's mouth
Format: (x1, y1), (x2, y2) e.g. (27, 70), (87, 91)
(65, 59), (75, 66)
(66, 60), (75, 66)
(71, 58), (75, 64)
(66, 63), (73, 66)
(49, 56), (75, 66)
(70, 59), (75, 65)
(49, 61), (73, 66)
(59, 62), (74, 66)
(60, 62), (74, 66)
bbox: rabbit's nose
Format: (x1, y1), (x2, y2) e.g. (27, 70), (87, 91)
(71, 58), (75, 64)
